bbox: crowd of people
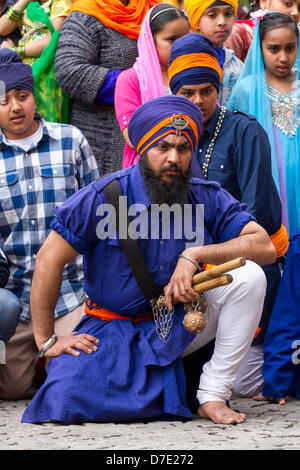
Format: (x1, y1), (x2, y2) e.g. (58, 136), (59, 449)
(0, 0), (299, 426)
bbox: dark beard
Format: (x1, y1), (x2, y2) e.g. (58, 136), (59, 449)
(139, 154), (191, 206)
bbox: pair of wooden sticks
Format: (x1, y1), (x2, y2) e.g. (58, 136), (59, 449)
(165, 257), (246, 305)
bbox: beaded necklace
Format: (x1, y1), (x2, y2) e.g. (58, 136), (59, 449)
(201, 106), (227, 179)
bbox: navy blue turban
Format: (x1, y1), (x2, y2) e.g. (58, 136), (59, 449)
(168, 33), (223, 95)
(128, 95), (203, 157)
(0, 48), (34, 95)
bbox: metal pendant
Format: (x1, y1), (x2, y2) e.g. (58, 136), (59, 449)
(182, 296), (207, 334)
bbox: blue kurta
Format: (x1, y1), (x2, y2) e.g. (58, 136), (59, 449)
(262, 230), (300, 399)
(22, 164), (254, 424)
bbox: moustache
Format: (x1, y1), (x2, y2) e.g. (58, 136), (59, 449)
(159, 163), (183, 175)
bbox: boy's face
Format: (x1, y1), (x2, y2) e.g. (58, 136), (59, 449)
(176, 82), (218, 124)
(197, 4), (235, 48)
(0, 89), (37, 140)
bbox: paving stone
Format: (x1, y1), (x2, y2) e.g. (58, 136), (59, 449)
(0, 394), (300, 450)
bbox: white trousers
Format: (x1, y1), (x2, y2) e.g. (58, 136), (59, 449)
(181, 260), (266, 405)
(233, 344), (264, 397)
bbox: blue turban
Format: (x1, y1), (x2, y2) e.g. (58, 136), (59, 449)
(168, 33), (223, 95)
(128, 95), (203, 157)
(0, 49), (34, 95)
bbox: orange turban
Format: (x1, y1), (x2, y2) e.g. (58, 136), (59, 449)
(185, 0), (238, 32)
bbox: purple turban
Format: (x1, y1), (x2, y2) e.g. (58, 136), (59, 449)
(0, 48), (34, 95)
(168, 33), (223, 95)
(128, 95), (203, 156)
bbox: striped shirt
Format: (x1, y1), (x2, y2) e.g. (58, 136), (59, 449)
(0, 115), (100, 322)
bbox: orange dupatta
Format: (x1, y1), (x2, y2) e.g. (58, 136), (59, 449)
(69, 0), (162, 40)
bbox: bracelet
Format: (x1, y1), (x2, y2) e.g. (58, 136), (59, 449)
(5, 7), (23, 22)
(12, 45), (25, 59)
(37, 334), (58, 358)
(178, 254), (200, 271)
(19, 45), (25, 59)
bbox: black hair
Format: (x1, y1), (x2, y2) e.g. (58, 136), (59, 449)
(259, 12), (299, 42)
(246, 0), (261, 19)
(149, 3), (190, 37)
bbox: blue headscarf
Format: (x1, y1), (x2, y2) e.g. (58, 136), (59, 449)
(128, 95), (203, 157)
(228, 12), (300, 235)
(0, 48), (34, 95)
(168, 33), (223, 95)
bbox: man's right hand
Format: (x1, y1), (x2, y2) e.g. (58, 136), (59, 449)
(41, 332), (100, 358)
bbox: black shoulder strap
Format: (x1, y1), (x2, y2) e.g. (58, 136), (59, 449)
(102, 178), (161, 301)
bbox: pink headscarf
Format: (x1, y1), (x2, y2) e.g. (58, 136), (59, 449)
(120, 5), (167, 168)
(133, 6), (166, 102)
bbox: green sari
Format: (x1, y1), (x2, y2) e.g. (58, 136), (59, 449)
(26, 1), (69, 123)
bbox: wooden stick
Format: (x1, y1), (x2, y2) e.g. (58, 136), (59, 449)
(162, 257), (244, 305)
(192, 257), (246, 286)
(193, 273), (233, 293)
(171, 274), (233, 304)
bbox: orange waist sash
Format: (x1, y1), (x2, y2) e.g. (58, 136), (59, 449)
(84, 298), (153, 322)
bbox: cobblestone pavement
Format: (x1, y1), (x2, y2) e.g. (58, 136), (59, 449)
(0, 394), (300, 450)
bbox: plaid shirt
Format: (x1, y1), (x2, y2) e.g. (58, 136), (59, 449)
(0, 115), (100, 322)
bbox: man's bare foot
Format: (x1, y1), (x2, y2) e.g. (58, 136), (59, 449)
(252, 392), (286, 405)
(197, 401), (246, 425)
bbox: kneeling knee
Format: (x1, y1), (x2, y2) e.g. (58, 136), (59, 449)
(238, 261), (267, 296)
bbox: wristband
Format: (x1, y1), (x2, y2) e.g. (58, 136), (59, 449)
(12, 45), (25, 59)
(178, 254), (200, 271)
(37, 334), (58, 358)
(6, 7), (23, 22)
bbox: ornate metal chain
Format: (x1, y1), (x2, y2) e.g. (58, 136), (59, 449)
(202, 106), (227, 179)
(151, 295), (174, 343)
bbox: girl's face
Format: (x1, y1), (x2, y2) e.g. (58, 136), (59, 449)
(260, 0), (300, 24)
(261, 26), (298, 79)
(197, 5), (235, 48)
(154, 17), (190, 68)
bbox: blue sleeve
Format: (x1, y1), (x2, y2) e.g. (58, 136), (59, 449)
(51, 183), (103, 253)
(95, 70), (122, 104)
(233, 118), (282, 235)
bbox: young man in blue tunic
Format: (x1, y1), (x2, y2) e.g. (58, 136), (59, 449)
(22, 95), (276, 426)
(168, 32), (288, 400)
